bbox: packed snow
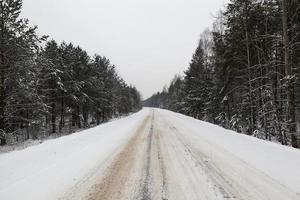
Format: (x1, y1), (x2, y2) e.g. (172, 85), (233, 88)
(0, 108), (299, 200)
(160, 109), (300, 193)
(0, 109), (148, 200)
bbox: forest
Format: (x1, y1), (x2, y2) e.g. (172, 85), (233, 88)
(144, 0), (300, 148)
(0, 0), (141, 145)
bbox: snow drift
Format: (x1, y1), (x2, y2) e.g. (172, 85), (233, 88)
(0, 109), (148, 200)
(0, 108), (299, 200)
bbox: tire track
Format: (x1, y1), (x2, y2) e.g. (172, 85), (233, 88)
(156, 130), (168, 200)
(85, 115), (150, 200)
(58, 108), (300, 200)
(160, 114), (300, 200)
(137, 110), (169, 200)
(139, 113), (154, 200)
(168, 123), (240, 199)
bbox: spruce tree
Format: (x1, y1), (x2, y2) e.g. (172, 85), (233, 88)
(0, 0), (44, 143)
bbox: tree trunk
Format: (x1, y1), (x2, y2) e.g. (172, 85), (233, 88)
(83, 106), (88, 128)
(26, 110), (30, 140)
(282, 0), (297, 147)
(0, 59), (5, 134)
(102, 109), (105, 123)
(244, 7), (255, 135)
(59, 92), (64, 132)
(51, 102), (56, 134)
(72, 111), (76, 127)
(77, 106), (81, 129)
(0, 2), (6, 135)
(96, 111), (100, 125)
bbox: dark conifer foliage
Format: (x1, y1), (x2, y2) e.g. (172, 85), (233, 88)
(0, 0), (141, 145)
(144, 0), (300, 148)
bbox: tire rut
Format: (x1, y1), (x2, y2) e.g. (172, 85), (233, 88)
(85, 115), (150, 200)
(156, 130), (168, 200)
(61, 109), (300, 200)
(139, 112), (154, 200)
(167, 122), (241, 199)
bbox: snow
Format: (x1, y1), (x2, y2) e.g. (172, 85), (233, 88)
(0, 109), (148, 200)
(0, 108), (300, 200)
(0, 139), (43, 154)
(159, 109), (300, 193)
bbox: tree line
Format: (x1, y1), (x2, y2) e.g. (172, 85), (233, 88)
(144, 0), (300, 148)
(0, 0), (141, 145)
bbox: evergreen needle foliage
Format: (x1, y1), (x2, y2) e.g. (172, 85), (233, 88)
(0, 0), (141, 145)
(144, 0), (300, 148)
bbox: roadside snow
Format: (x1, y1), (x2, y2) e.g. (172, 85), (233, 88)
(1, 108), (300, 200)
(159, 109), (300, 193)
(0, 109), (149, 200)
(0, 139), (43, 154)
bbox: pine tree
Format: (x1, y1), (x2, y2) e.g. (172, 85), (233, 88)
(145, 0), (299, 147)
(0, 0), (45, 143)
(183, 39), (214, 120)
(0, 1), (142, 144)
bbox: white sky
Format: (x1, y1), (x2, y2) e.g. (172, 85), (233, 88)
(21, 0), (228, 99)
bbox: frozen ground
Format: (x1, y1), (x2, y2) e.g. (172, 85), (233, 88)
(0, 108), (300, 200)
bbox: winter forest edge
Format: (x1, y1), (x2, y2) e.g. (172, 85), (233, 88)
(144, 0), (300, 148)
(0, 0), (142, 146)
(0, 0), (300, 149)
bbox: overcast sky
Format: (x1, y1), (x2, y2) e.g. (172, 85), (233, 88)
(21, 0), (228, 99)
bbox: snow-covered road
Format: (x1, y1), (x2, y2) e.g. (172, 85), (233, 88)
(1, 108), (300, 200)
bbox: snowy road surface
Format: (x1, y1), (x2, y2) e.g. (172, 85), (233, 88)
(0, 108), (300, 200)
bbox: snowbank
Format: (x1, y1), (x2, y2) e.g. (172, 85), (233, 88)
(160, 108), (300, 193)
(1, 108), (299, 199)
(0, 109), (149, 200)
